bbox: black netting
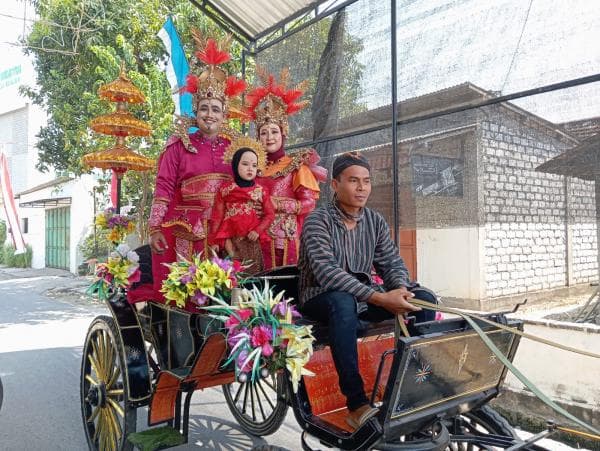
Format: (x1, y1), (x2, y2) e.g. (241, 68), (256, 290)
(255, 0), (392, 145)
(248, 0), (599, 305)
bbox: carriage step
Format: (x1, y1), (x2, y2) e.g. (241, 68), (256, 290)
(127, 425), (185, 451)
(148, 333), (232, 426)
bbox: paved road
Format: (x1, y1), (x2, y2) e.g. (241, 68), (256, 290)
(0, 269), (302, 450)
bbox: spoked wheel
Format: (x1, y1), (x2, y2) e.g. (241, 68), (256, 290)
(223, 372), (288, 436)
(445, 405), (523, 450)
(81, 315), (137, 450)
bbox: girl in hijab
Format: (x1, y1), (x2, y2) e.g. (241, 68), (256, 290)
(211, 138), (275, 273)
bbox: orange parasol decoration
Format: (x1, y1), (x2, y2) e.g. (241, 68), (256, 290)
(83, 62), (154, 212)
(83, 140), (154, 173)
(90, 111), (152, 137)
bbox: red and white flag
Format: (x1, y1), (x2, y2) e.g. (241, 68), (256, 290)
(0, 153), (26, 254)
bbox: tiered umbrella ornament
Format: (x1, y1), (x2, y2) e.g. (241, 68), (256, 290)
(83, 63), (154, 213)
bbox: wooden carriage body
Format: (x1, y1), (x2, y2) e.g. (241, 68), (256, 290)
(82, 263), (528, 451)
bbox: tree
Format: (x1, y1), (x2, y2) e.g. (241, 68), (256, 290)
(21, 0), (244, 238)
(256, 12), (365, 143)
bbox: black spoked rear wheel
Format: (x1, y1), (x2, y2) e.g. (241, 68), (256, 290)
(446, 405), (521, 450)
(223, 372), (289, 436)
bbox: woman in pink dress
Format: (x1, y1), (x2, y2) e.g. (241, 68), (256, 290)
(148, 36), (246, 293)
(243, 68), (327, 269)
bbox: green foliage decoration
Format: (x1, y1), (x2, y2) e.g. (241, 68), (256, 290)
(2, 244), (33, 268)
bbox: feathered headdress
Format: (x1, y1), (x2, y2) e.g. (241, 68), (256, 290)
(180, 31), (246, 116)
(243, 66), (308, 136)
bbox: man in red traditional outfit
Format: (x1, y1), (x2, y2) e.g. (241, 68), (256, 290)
(243, 67), (327, 268)
(148, 35), (246, 294)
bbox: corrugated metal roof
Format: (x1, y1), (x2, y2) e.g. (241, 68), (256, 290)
(203, 0), (322, 41)
(536, 133), (600, 181)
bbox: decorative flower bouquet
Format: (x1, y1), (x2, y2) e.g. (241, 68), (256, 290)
(87, 244), (141, 300)
(160, 255), (244, 309)
(95, 207), (136, 244)
(204, 283), (315, 393)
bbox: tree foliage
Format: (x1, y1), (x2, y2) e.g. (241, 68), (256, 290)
(22, 0), (233, 175)
(22, 0), (241, 235)
(257, 13), (365, 143)
(22, 1), (364, 239)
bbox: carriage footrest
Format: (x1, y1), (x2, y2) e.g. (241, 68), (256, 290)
(148, 333), (230, 426)
(127, 426), (185, 451)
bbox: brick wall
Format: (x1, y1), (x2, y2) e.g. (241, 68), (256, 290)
(480, 106), (597, 297)
(568, 177), (598, 284)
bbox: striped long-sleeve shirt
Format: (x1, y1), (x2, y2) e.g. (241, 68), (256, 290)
(298, 202), (411, 306)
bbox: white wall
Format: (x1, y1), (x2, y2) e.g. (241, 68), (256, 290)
(18, 175), (96, 273)
(68, 175), (96, 274)
(504, 320), (600, 406)
(18, 206), (46, 268)
(416, 226), (484, 300)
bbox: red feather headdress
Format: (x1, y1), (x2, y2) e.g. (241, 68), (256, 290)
(180, 32), (246, 116)
(243, 67), (308, 136)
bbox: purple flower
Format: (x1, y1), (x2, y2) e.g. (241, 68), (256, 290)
(290, 304), (301, 319)
(180, 273), (193, 284)
(236, 349), (252, 372)
(272, 302), (287, 317)
(192, 290), (208, 305)
(228, 327), (248, 347)
(272, 301), (301, 319)
(212, 257), (232, 272)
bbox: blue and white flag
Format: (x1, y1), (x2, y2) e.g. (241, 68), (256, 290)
(157, 17), (193, 117)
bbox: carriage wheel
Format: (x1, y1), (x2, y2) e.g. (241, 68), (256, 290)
(445, 405), (520, 450)
(81, 315), (137, 451)
(223, 372), (288, 436)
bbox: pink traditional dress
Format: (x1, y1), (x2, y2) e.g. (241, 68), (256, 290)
(149, 132), (232, 292)
(146, 36), (245, 300)
(259, 150), (326, 268)
(243, 67), (327, 268)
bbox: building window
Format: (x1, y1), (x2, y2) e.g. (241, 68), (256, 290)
(21, 217), (28, 234)
(411, 154), (464, 197)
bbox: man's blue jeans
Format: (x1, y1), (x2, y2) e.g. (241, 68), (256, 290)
(301, 288), (437, 411)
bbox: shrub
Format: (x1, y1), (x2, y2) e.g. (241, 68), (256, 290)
(78, 228), (112, 262)
(2, 244), (33, 268)
(0, 220), (6, 245)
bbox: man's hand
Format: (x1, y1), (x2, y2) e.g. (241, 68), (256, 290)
(150, 231), (168, 254)
(369, 287), (421, 315)
(247, 230), (259, 241)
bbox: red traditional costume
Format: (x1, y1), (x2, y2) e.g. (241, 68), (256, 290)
(211, 137), (274, 272)
(149, 36), (245, 293)
(243, 68), (327, 268)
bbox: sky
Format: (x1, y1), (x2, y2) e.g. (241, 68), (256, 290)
(2, 0), (599, 124)
(0, 0), (32, 64)
(346, 0), (600, 123)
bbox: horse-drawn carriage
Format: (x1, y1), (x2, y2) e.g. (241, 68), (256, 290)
(81, 247), (548, 451)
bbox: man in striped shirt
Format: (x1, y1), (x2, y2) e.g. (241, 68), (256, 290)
(298, 151), (437, 429)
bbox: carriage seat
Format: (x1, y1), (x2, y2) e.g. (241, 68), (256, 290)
(255, 266), (397, 345)
(298, 316), (397, 345)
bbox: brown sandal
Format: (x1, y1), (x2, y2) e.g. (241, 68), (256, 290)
(346, 405), (379, 429)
